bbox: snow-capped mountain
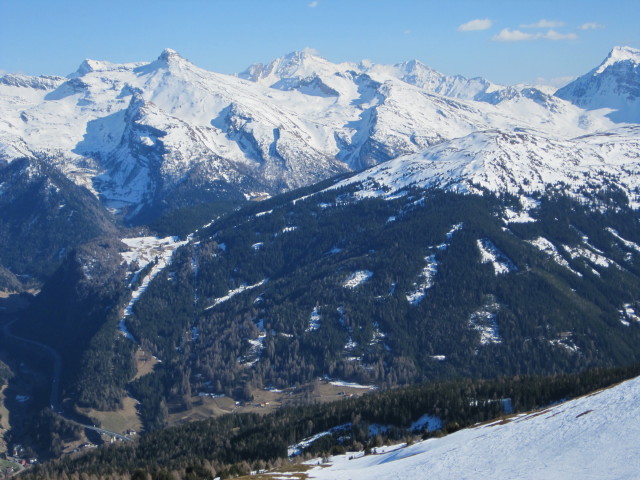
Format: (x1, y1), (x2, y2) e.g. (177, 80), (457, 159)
(0, 47), (631, 223)
(332, 125), (640, 207)
(304, 375), (640, 480)
(556, 46), (640, 123)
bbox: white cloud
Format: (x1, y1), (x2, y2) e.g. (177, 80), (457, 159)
(534, 75), (577, 88)
(404, 29), (412, 35)
(302, 47), (321, 56)
(493, 28), (577, 42)
(458, 19), (493, 32)
(520, 19), (565, 29)
(579, 22), (605, 30)
(493, 28), (536, 42)
(544, 30), (577, 41)
(308, 1), (318, 7)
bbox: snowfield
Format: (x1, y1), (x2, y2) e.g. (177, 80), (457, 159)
(331, 126), (640, 208)
(305, 376), (640, 480)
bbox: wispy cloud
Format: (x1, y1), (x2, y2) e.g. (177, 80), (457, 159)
(544, 30), (577, 41)
(493, 28), (577, 42)
(520, 19), (565, 29)
(493, 28), (536, 41)
(308, 1), (318, 7)
(578, 22), (605, 30)
(458, 18), (493, 32)
(534, 75), (577, 88)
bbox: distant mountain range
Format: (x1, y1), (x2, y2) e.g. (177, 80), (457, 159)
(0, 46), (637, 228)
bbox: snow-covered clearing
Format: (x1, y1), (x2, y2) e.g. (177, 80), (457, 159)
(619, 303), (640, 326)
(305, 375), (640, 480)
(327, 380), (378, 390)
(406, 223), (464, 304)
(409, 414), (443, 433)
(288, 424), (350, 457)
(606, 227), (640, 253)
(562, 245), (616, 269)
(118, 236), (187, 341)
(306, 307), (321, 332)
(406, 254), (438, 305)
(468, 304), (502, 345)
(527, 236), (581, 275)
(204, 279), (267, 309)
(477, 238), (517, 275)
(343, 270), (373, 289)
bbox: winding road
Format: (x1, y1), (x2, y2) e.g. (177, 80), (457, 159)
(1, 317), (131, 442)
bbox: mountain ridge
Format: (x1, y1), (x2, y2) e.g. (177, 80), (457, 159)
(1, 46), (632, 225)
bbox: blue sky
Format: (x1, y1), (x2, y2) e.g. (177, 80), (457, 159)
(1, 0), (638, 86)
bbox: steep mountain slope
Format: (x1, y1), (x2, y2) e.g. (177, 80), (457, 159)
(307, 375), (640, 480)
(0, 157), (119, 282)
(556, 46), (640, 123)
(114, 175), (640, 431)
(0, 48), (624, 224)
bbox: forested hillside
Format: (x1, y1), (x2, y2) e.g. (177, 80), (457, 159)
(23, 364), (640, 480)
(109, 184), (640, 430)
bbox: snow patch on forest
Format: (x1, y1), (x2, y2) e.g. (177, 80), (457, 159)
(607, 227), (640, 253)
(619, 304), (640, 327)
(288, 424), (351, 457)
(562, 245), (616, 269)
(409, 414), (443, 433)
(205, 279), (267, 309)
(406, 254), (438, 305)
(343, 270), (373, 289)
(327, 380), (378, 390)
(528, 236), (581, 275)
(477, 238), (517, 275)
(469, 303), (502, 346)
(307, 307), (321, 332)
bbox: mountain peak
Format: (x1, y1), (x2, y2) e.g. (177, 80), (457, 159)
(69, 59), (113, 78)
(596, 46), (640, 74)
(238, 49), (337, 83)
(157, 48), (184, 63)
(555, 45), (640, 122)
(608, 46), (640, 62)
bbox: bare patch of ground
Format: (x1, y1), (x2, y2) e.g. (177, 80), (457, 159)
(168, 380), (375, 426)
(79, 397), (142, 435)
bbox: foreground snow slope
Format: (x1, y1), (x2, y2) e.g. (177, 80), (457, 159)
(307, 376), (640, 480)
